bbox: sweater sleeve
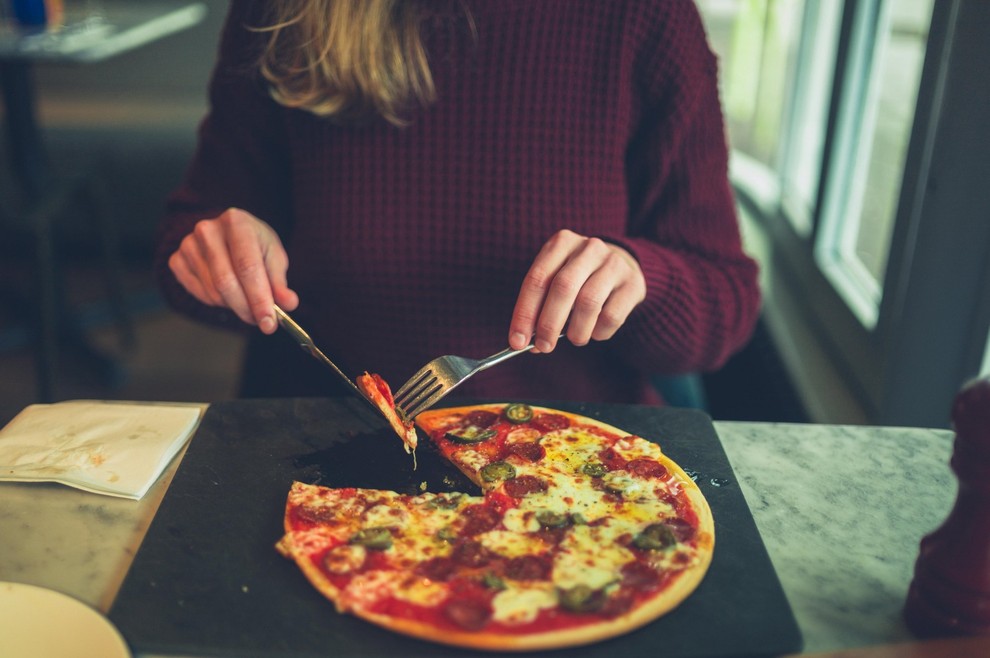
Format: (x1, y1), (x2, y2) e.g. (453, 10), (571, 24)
(152, 0), (291, 331)
(601, 2), (761, 375)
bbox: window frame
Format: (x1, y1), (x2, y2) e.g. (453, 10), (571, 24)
(726, 0), (990, 427)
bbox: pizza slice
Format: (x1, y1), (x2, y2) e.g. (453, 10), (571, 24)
(356, 372), (417, 454)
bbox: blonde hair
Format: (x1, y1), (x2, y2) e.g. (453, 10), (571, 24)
(256, 0), (442, 125)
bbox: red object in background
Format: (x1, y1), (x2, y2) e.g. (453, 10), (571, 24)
(9, 0), (63, 29)
(905, 377), (990, 637)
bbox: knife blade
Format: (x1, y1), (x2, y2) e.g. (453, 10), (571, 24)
(272, 305), (380, 415)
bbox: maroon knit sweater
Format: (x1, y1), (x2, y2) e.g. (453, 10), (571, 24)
(154, 0), (760, 405)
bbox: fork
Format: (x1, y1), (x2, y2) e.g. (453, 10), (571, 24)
(393, 335), (563, 419)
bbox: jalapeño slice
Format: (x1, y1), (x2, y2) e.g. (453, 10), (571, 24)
(445, 426), (497, 444)
(503, 403), (534, 424)
(480, 461), (516, 482)
(350, 527), (393, 550)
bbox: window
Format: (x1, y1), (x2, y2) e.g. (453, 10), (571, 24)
(816, 0), (933, 328)
(697, 0), (990, 427)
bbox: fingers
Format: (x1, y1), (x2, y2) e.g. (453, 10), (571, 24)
(509, 230), (646, 353)
(169, 246), (215, 306)
(509, 231), (578, 351)
(167, 208), (294, 333)
(265, 247), (299, 313)
(224, 212), (281, 332)
(567, 243), (646, 344)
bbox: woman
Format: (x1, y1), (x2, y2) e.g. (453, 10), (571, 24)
(155, 0), (760, 405)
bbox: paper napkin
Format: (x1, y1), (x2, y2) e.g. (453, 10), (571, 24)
(0, 400), (202, 500)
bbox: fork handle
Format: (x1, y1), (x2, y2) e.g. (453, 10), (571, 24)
(477, 333), (565, 371)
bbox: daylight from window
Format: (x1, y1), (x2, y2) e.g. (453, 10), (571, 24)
(698, 0), (934, 328)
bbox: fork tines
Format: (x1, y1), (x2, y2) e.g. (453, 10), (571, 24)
(394, 369), (443, 418)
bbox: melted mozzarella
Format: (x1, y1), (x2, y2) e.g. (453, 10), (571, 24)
(600, 472), (646, 498)
(343, 570), (399, 607)
(364, 504), (409, 528)
(478, 529), (547, 557)
(501, 508), (540, 533)
(540, 428), (604, 472)
(390, 534), (448, 570)
(394, 576), (448, 607)
(611, 436), (663, 462)
(296, 493), (368, 523)
(491, 583), (558, 625)
(344, 570), (446, 608)
(388, 499), (468, 569)
(552, 523), (635, 591)
(518, 470), (615, 521)
(284, 527), (348, 554)
(323, 544), (367, 574)
(453, 447), (490, 473)
(647, 548), (702, 572)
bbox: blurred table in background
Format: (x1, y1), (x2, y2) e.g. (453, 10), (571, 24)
(0, 0), (207, 402)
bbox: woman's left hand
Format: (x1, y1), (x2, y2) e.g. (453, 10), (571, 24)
(508, 229), (646, 353)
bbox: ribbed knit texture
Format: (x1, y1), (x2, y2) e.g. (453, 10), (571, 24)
(154, 0), (760, 405)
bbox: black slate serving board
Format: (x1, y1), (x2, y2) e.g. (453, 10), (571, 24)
(109, 398), (802, 658)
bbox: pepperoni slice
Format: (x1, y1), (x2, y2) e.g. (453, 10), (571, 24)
(665, 517), (697, 542)
(504, 554), (551, 581)
(621, 561), (662, 591)
(443, 597), (492, 630)
(485, 491), (518, 515)
(295, 505), (340, 525)
(466, 410), (499, 428)
(600, 589), (636, 618)
(416, 556), (455, 582)
(460, 504), (501, 535)
(532, 413), (570, 432)
(627, 458), (669, 479)
(535, 526), (569, 545)
(506, 441), (545, 462)
(598, 448), (627, 471)
(502, 475), (548, 498)
(451, 539), (492, 567)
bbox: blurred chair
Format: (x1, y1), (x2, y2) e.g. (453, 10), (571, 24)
(0, 164), (134, 402)
(653, 373), (708, 411)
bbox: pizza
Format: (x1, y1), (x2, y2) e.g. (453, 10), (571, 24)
(276, 403), (714, 651)
(356, 372), (417, 453)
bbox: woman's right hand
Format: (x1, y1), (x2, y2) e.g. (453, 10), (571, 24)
(167, 207), (298, 334)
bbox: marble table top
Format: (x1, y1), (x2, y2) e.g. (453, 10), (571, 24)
(717, 421), (955, 653)
(0, 413), (958, 656)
